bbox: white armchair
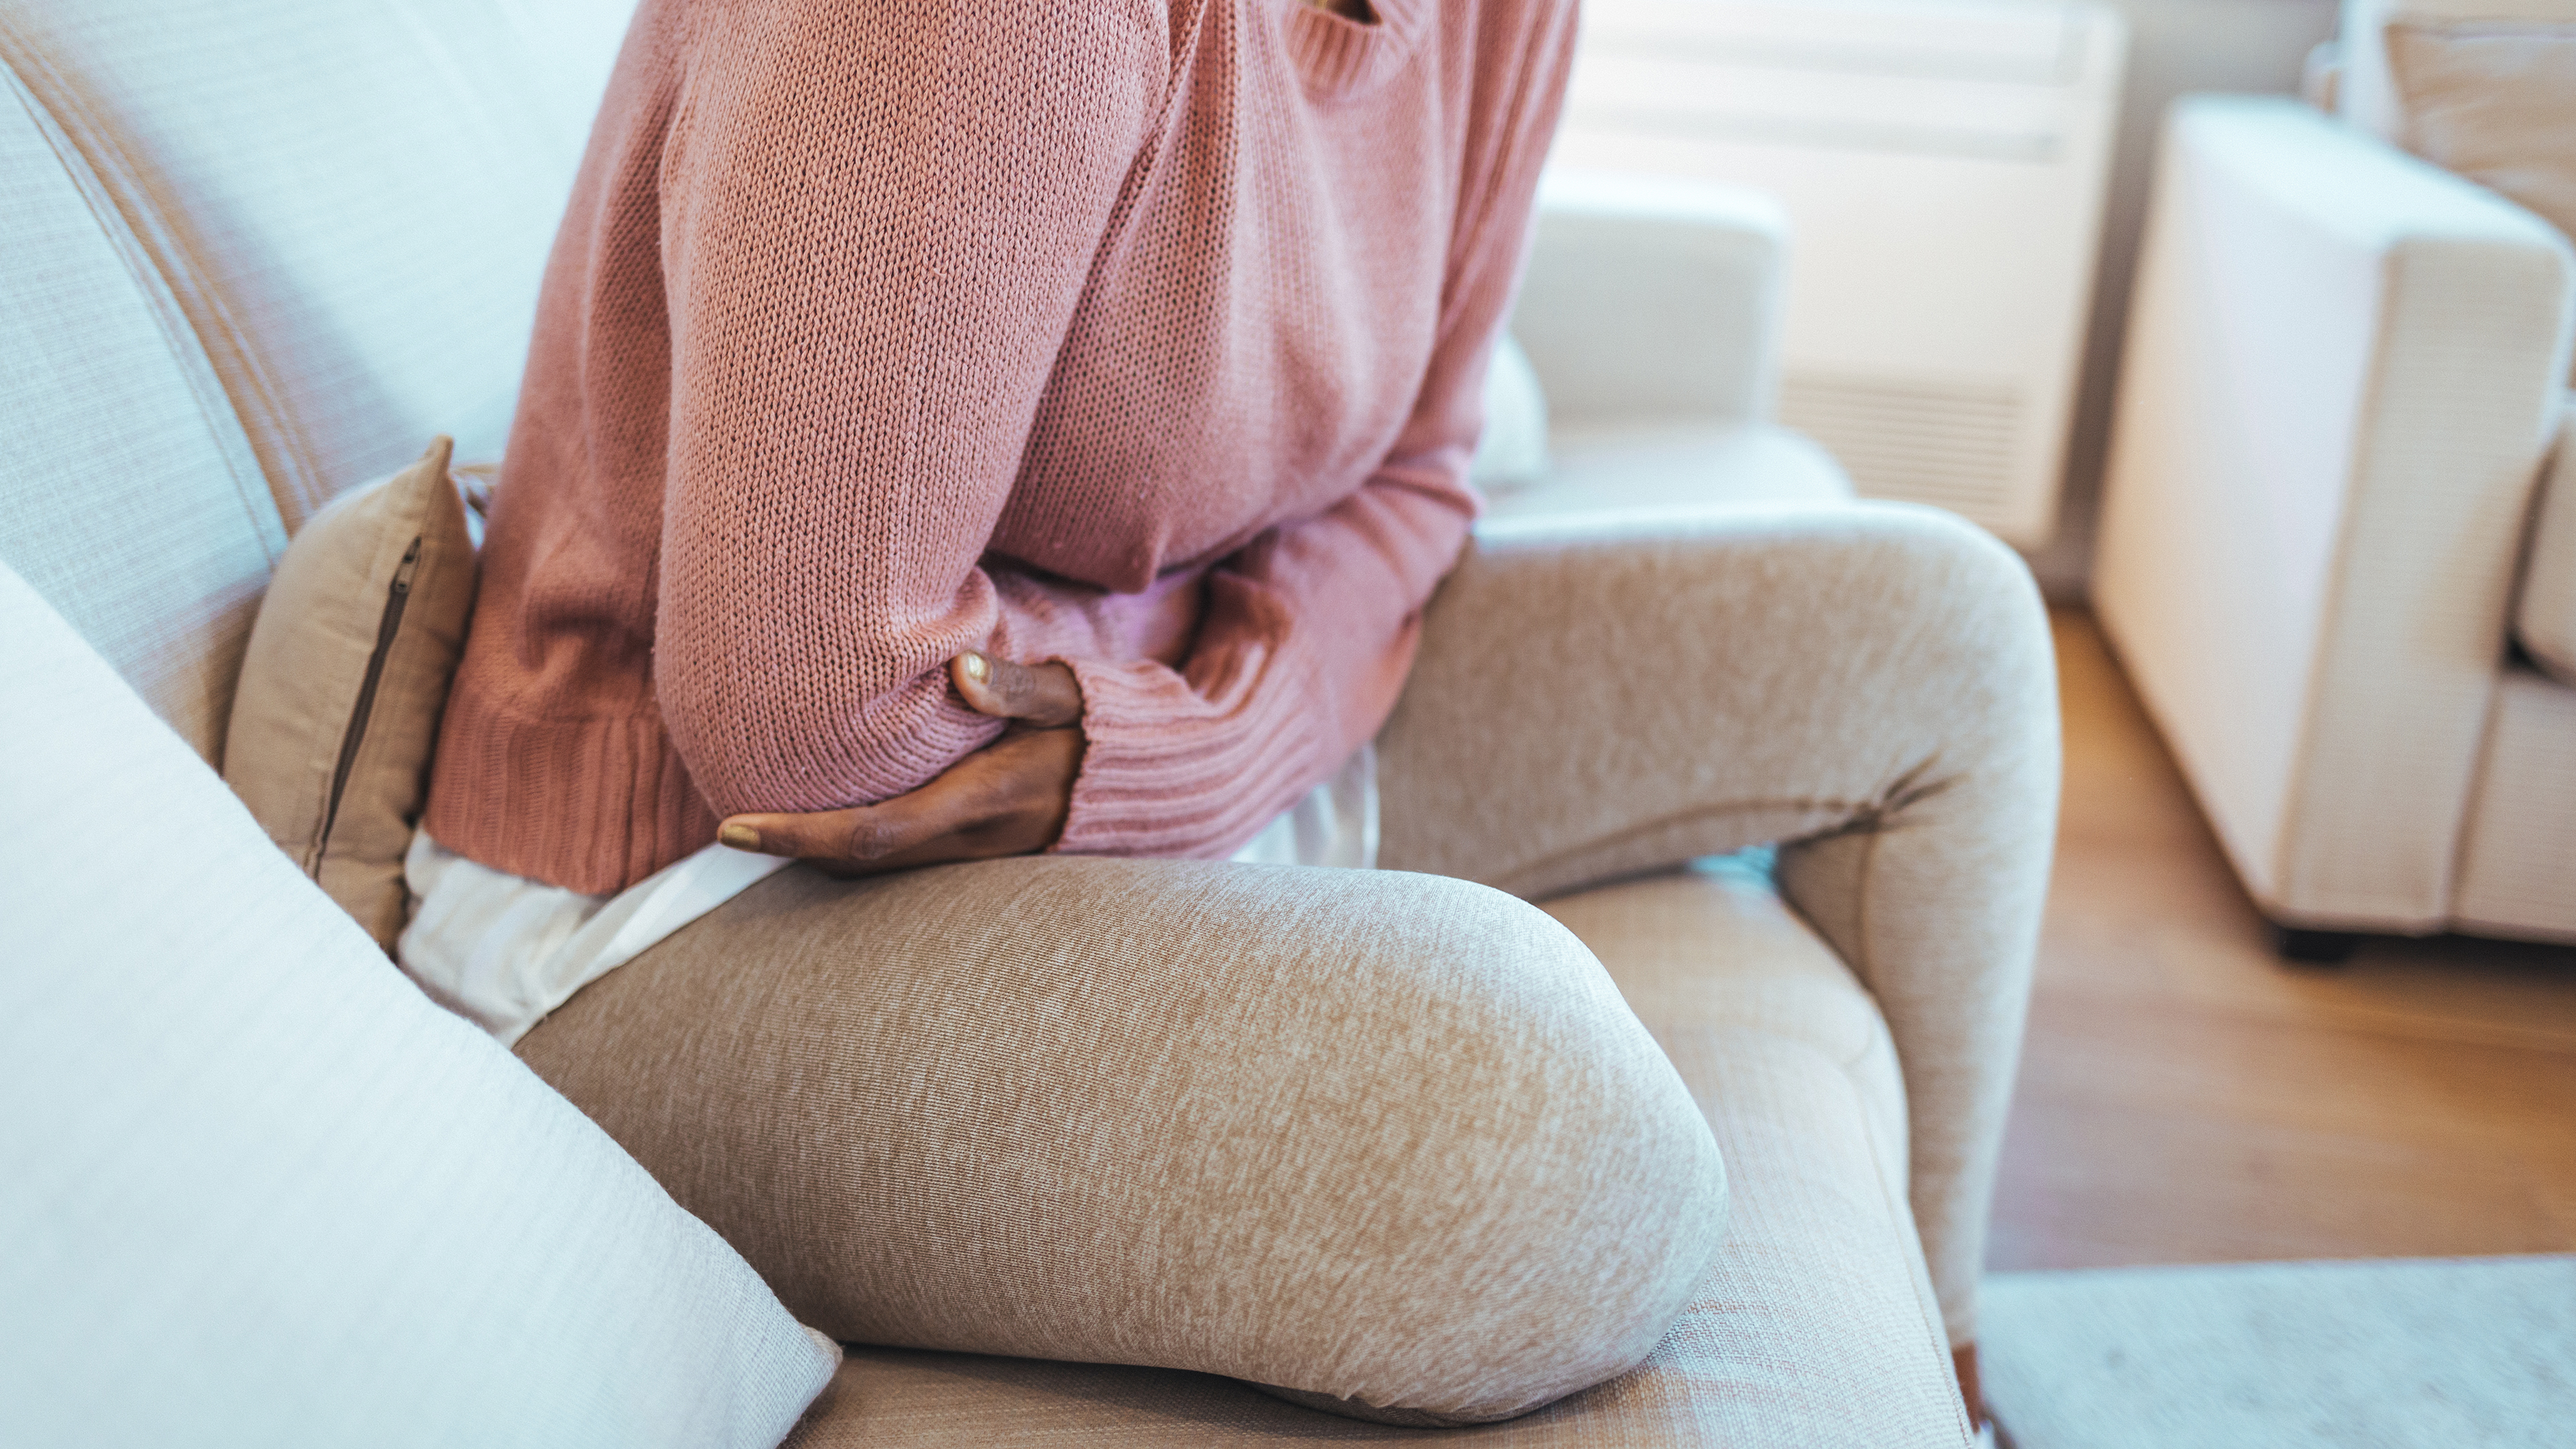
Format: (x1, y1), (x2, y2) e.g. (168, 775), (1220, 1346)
(2096, 89), (2576, 954)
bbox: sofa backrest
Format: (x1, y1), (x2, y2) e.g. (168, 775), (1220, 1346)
(0, 70), (284, 762)
(0, 0), (634, 529)
(0, 1), (635, 759)
(2338, 0), (2576, 141)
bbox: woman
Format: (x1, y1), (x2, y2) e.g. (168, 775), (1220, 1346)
(422, 0), (1554, 899)
(403, 0), (1732, 1426)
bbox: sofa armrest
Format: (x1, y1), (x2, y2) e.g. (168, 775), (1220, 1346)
(1511, 170), (1790, 431)
(2096, 96), (2573, 928)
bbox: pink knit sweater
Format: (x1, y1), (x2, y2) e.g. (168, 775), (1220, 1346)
(425, 0), (1576, 894)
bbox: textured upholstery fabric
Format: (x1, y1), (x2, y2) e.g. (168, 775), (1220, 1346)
(0, 0), (635, 525)
(2520, 398), (2576, 681)
(0, 66), (282, 763)
(1485, 423), (1854, 522)
(2097, 97), (2573, 930)
(775, 866), (1970, 1448)
(2336, 0), (2576, 143)
(225, 438), (478, 949)
(1376, 499), (2057, 1349)
(516, 858), (1726, 1426)
(0, 562), (837, 1448)
(1513, 172), (1790, 431)
(1479, 175), (1823, 511)
(1470, 333), (1552, 490)
(2452, 666), (2576, 941)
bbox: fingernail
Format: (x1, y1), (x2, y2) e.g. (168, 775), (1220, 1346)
(718, 822), (761, 851)
(960, 651), (989, 683)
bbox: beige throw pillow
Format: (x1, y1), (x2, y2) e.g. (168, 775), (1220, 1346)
(224, 437), (477, 949)
(2386, 21), (2576, 260)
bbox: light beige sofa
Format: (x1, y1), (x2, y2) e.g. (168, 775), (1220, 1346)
(2097, 0), (2576, 958)
(0, 1), (2057, 1442)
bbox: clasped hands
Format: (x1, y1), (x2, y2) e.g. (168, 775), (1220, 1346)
(714, 651), (1083, 877)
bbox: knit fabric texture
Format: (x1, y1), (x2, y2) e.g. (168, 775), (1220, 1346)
(423, 0), (1576, 894)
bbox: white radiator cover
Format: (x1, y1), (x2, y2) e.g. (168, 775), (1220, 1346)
(1549, 0), (2126, 547)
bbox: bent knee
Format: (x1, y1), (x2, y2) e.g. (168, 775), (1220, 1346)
(534, 857), (1723, 1422)
(1224, 869), (1727, 1424)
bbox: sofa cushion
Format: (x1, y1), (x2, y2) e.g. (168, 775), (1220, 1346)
(1481, 423), (1856, 523)
(775, 865), (1972, 1447)
(0, 64), (284, 762)
(2519, 398), (2576, 682)
(2452, 664), (2576, 941)
(0, 0), (634, 524)
(2385, 23), (2576, 329)
(0, 559), (837, 1447)
(2336, 0), (2576, 144)
(224, 435), (478, 949)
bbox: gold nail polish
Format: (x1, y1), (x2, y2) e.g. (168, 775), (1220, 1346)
(718, 822), (761, 851)
(961, 651), (989, 682)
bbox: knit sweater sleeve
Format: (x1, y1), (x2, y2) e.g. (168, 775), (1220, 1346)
(1048, 453), (1475, 857)
(651, 0), (1163, 818)
(1050, 7), (1577, 859)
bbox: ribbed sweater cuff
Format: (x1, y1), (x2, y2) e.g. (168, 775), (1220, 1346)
(422, 678), (718, 896)
(1053, 657), (1326, 859)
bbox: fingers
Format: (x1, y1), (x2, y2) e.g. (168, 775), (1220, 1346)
(715, 727), (1083, 877)
(953, 650), (1081, 727)
(716, 790), (947, 867)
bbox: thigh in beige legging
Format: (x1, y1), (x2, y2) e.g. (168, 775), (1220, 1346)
(515, 855), (1725, 1426)
(1376, 502), (2059, 1351)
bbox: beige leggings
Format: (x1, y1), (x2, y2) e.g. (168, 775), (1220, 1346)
(1378, 502), (2058, 1348)
(516, 502), (2055, 1424)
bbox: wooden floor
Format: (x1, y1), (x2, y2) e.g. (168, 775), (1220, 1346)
(1985, 610), (2576, 1273)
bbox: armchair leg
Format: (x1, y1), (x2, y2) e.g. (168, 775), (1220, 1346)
(2269, 923), (2363, 965)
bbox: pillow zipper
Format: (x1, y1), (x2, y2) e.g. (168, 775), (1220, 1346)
(314, 536), (423, 877)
